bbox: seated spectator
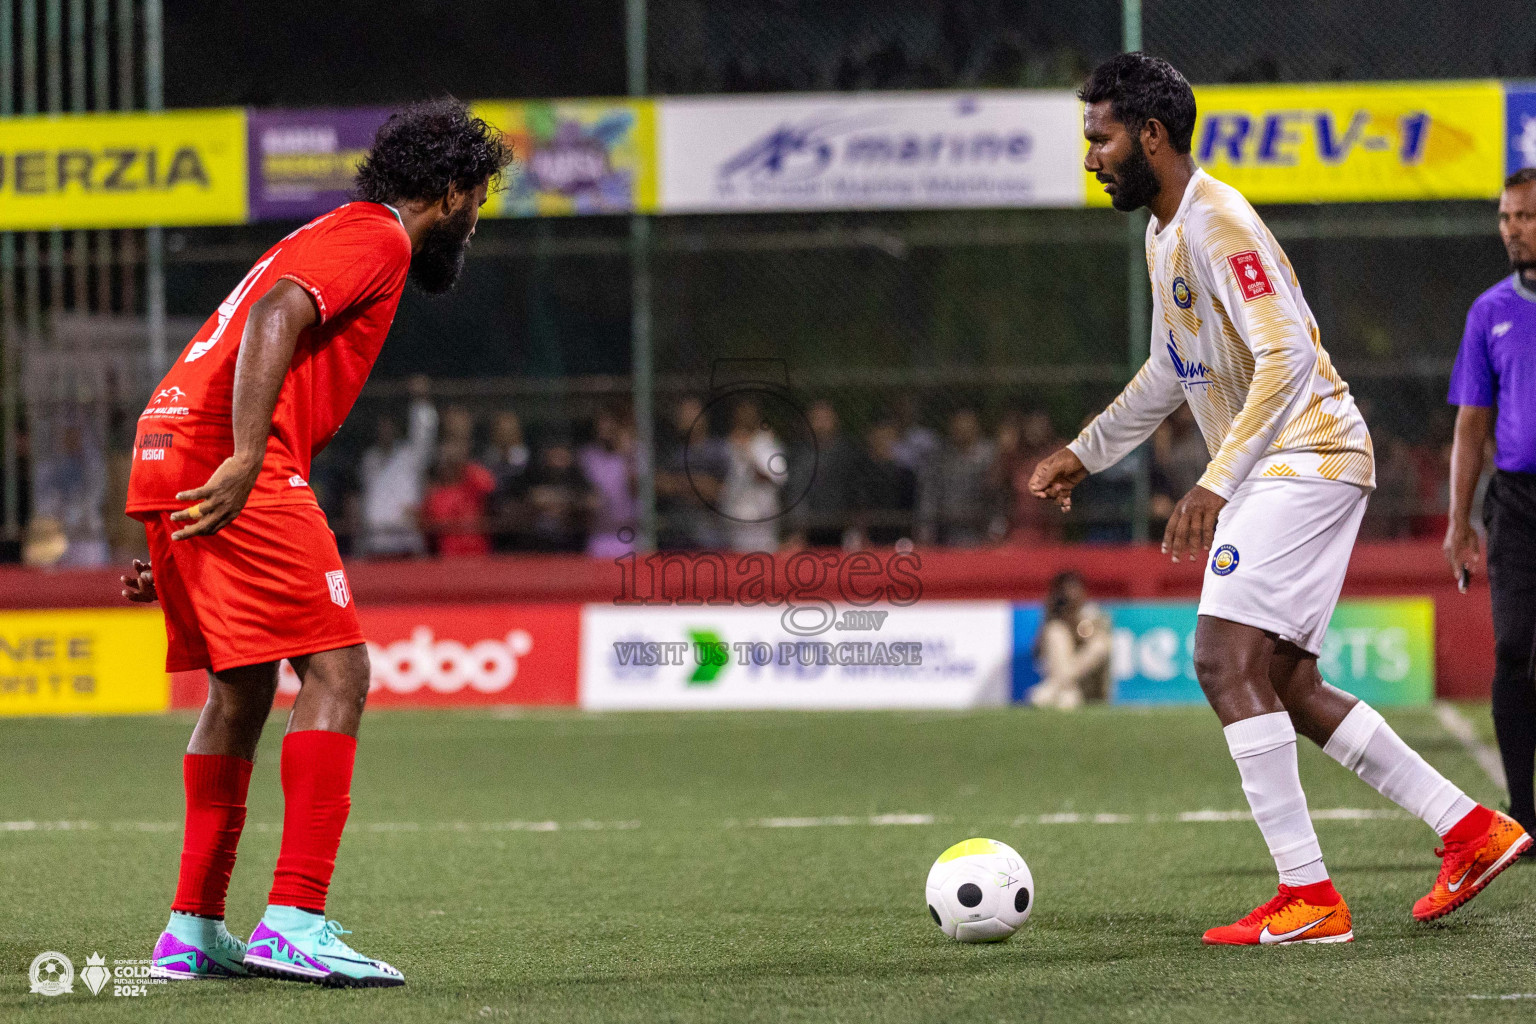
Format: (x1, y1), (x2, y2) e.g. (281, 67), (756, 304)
(481, 410), (532, 550)
(526, 439), (594, 553)
(31, 421), (109, 567)
(656, 396), (727, 550)
(1360, 430), (1417, 540)
(421, 438), (495, 556)
(1150, 404), (1208, 528)
(789, 399), (863, 548)
(439, 403), (476, 447)
(856, 420), (917, 546)
(358, 375), (436, 557)
(917, 408), (999, 547)
(890, 394), (939, 475)
(1030, 571), (1112, 709)
(580, 408), (638, 559)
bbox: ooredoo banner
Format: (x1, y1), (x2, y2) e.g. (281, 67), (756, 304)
(659, 91), (1084, 213)
(169, 603), (580, 709)
(579, 601), (1013, 710)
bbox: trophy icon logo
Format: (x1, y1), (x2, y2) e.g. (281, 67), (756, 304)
(81, 953), (111, 996)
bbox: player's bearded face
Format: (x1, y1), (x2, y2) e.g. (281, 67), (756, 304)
(409, 199), (477, 294)
(1099, 132), (1160, 213)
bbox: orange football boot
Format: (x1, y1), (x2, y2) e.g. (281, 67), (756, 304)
(1203, 884), (1353, 946)
(1413, 809), (1532, 922)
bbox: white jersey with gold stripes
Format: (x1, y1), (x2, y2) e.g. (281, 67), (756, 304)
(1068, 168), (1374, 499)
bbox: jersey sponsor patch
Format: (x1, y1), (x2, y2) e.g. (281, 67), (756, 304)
(1227, 251), (1274, 301)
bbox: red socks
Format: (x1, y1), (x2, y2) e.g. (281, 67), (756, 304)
(1443, 804), (1495, 845)
(172, 753), (254, 918)
(1290, 878), (1342, 907)
(268, 730), (357, 912)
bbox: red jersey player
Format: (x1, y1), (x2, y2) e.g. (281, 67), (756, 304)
(120, 100), (509, 988)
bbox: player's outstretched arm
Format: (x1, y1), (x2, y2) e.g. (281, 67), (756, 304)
(170, 279), (319, 541)
(1028, 448), (1089, 511)
(120, 558), (157, 603)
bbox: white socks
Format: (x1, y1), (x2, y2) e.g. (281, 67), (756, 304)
(1323, 702), (1476, 837)
(1224, 712), (1329, 886)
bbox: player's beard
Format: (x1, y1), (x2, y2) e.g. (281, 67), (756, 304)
(409, 202), (476, 294)
(1100, 136), (1161, 213)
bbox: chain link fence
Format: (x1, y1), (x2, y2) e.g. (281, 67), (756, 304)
(7, 0), (1531, 564)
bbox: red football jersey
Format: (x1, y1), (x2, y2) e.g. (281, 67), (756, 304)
(127, 202), (411, 513)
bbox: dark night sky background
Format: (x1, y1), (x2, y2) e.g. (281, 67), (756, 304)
(165, 0), (627, 108)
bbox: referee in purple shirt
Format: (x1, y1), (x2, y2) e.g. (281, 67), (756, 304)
(1446, 167), (1536, 835)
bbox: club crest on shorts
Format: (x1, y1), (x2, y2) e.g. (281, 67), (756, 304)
(326, 569), (351, 608)
(1210, 544), (1240, 576)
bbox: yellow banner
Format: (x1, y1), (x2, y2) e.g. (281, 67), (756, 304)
(0, 108), (248, 229)
(0, 609), (170, 716)
(1087, 81), (1505, 206)
(472, 99), (657, 216)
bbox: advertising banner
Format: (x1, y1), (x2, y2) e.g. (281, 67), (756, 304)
(1508, 83), (1536, 177)
(247, 107), (394, 221)
(0, 108), (248, 230)
(1013, 598), (1434, 706)
(1088, 81), (1505, 206)
(580, 601), (1012, 710)
(473, 99), (657, 216)
(0, 609), (169, 716)
(659, 91), (1084, 213)
(168, 603), (581, 709)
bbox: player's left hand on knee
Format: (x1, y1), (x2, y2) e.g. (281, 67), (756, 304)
(170, 456), (262, 540)
(1162, 485), (1227, 563)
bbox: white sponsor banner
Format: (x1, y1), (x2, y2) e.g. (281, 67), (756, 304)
(580, 601), (1012, 710)
(659, 91), (1084, 213)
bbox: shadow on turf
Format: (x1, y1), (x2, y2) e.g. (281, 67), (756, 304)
(1184, 861), (1435, 879)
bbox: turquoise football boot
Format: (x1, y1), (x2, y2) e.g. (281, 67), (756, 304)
(243, 905), (404, 988)
(150, 911), (251, 980)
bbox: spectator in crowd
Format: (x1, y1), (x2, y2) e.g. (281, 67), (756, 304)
(439, 403), (476, 448)
(580, 408), (639, 559)
(1360, 430), (1418, 540)
(890, 394), (939, 474)
(482, 409), (532, 550)
(789, 399), (863, 548)
(917, 408), (999, 547)
(358, 375), (437, 557)
(526, 438), (594, 552)
(720, 398), (788, 552)
(998, 408), (1064, 544)
(1071, 412), (1147, 544)
(856, 420), (918, 546)
(1030, 571), (1112, 709)
(1150, 404), (1208, 527)
(30, 421), (109, 567)
(1411, 407), (1456, 538)
(656, 395), (727, 550)
(421, 437), (496, 556)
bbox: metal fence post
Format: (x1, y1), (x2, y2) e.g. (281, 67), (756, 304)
(1123, 0), (1151, 542)
(627, 0), (657, 552)
(144, 0), (166, 375)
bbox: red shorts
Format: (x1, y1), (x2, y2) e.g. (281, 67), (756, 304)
(138, 504), (365, 673)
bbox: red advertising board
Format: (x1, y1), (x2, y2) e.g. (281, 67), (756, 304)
(171, 603), (580, 709)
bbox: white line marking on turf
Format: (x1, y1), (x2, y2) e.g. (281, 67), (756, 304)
(1013, 808), (1408, 826)
(750, 814), (937, 829)
(1435, 701), (1507, 789)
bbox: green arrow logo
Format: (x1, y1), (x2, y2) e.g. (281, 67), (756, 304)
(688, 630), (728, 685)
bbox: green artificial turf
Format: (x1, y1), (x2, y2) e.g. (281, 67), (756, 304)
(2, 705), (1533, 1022)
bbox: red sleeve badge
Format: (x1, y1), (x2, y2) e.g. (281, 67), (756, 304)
(1227, 251), (1275, 301)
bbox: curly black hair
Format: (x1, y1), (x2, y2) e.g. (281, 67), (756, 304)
(353, 98), (512, 205)
(1078, 53), (1197, 155)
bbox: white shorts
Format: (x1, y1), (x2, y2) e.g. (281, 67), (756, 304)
(1197, 476), (1370, 655)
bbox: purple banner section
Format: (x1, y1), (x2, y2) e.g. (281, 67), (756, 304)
(247, 107), (394, 221)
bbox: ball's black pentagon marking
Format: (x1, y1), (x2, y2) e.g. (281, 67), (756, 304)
(928, 904), (941, 926)
(956, 883), (983, 908)
(1014, 888), (1030, 914)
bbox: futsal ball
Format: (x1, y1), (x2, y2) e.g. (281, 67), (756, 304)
(925, 837), (1034, 943)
